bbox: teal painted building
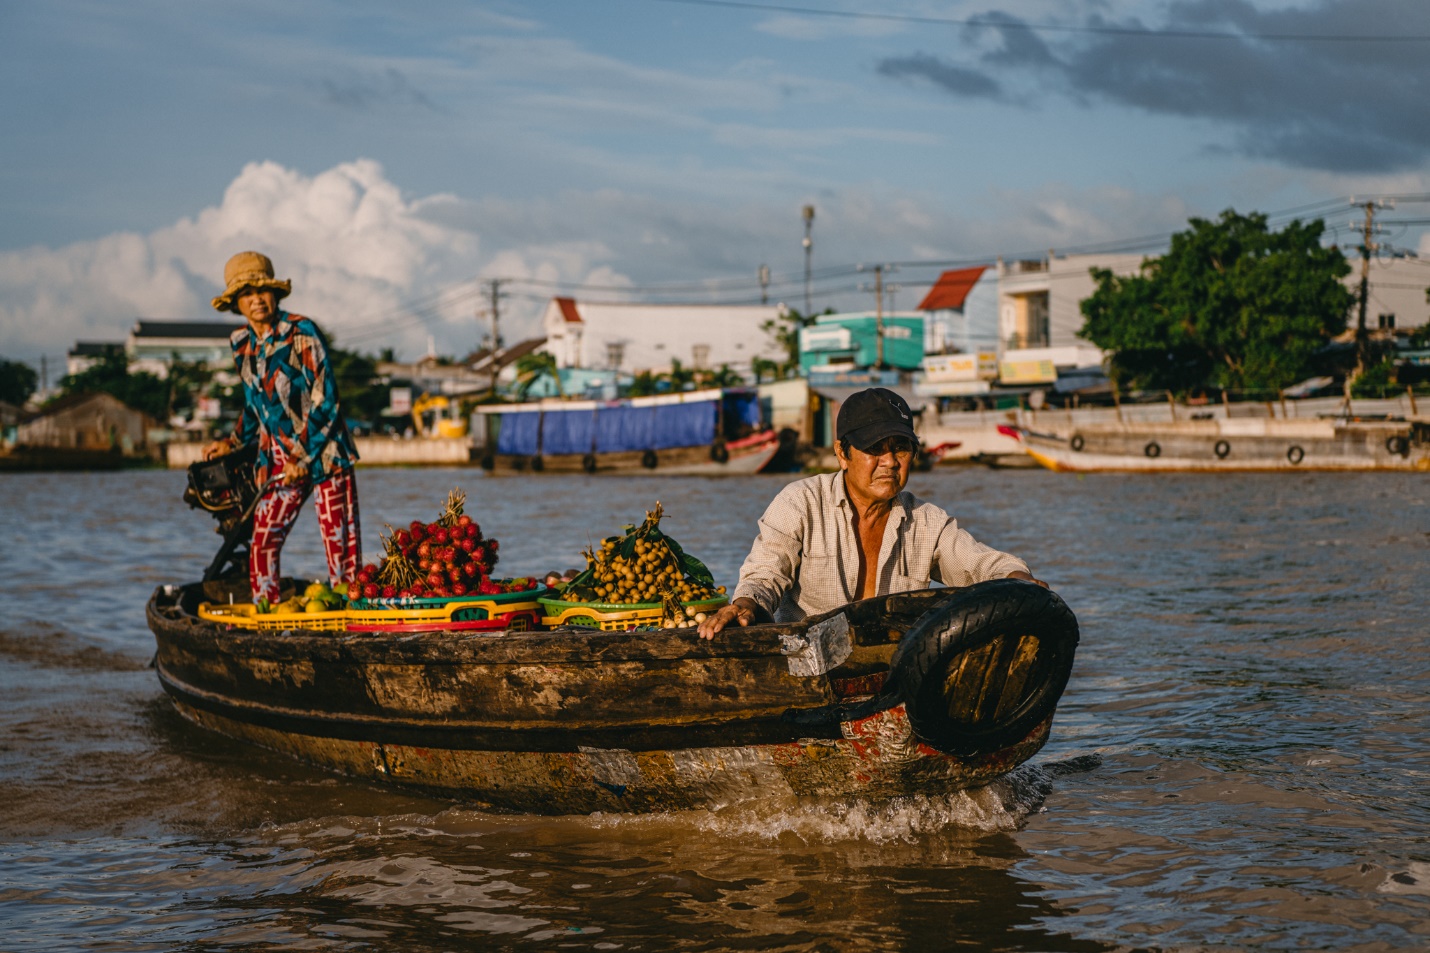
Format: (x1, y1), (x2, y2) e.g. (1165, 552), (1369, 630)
(798, 312), (925, 374)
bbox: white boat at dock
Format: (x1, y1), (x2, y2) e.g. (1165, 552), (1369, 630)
(1016, 416), (1430, 472)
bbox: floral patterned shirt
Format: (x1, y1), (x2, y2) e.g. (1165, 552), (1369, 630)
(230, 312), (357, 483)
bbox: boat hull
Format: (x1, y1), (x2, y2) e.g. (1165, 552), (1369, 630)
(1022, 419), (1430, 472)
(484, 431), (780, 476)
(149, 581), (1077, 814)
(164, 694), (1049, 813)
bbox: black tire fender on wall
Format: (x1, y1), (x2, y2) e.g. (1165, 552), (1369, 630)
(1069, 434), (1085, 452)
(581, 453), (598, 473)
(641, 449), (659, 469)
(889, 579), (1080, 758)
(1214, 440), (1231, 459)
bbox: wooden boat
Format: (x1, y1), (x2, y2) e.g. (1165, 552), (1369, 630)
(1018, 418), (1430, 472)
(148, 579), (1080, 814)
(474, 388), (781, 475)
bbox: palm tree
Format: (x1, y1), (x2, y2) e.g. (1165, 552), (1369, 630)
(514, 351), (564, 399)
(699, 364), (746, 389)
(665, 358), (696, 392)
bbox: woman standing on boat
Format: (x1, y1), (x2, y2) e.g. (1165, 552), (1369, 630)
(699, 388), (1042, 639)
(202, 251), (361, 604)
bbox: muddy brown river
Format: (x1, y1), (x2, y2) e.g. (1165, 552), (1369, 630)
(1, 467), (1427, 950)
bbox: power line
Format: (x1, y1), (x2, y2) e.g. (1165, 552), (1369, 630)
(646, 0), (1430, 43)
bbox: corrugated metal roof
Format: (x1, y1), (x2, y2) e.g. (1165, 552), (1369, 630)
(555, 297), (583, 324)
(917, 266), (986, 312)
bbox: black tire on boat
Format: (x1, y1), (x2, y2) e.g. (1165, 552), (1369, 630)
(1214, 440), (1231, 459)
(582, 453), (598, 473)
(1144, 441), (1161, 458)
(1386, 435), (1409, 457)
(642, 449), (658, 469)
(1287, 445), (1304, 465)
(1069, 434), (1085, 452)
(710, 441), (729, 463)
(890, 579), (1080, 758)
(530, 454), (545, 472)
(479, 453), (495, 471)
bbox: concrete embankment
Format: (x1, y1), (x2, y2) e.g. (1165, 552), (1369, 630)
(165, 437), (476, 469)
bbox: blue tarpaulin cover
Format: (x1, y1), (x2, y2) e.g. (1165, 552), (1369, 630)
(495, 411), (540, 455)
(541, 408), (595, 455)
(497, 399), (719, 455)
(724, 392), (762, 430)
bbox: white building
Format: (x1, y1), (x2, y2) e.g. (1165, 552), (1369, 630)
(998, 250), (1430, 352)
(538, 297), (788, 376)
(66, 320), (241, 379)
(995, 249), (1430, 385)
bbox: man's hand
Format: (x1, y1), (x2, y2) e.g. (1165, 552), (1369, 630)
(697, 597), (759, 640)
(202, 437), (236, 460)
(281, 458), (308, 486)
(1006, 570), (1049, 589)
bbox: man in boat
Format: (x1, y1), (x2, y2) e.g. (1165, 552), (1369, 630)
(201, 251), (361, 604)
(698, 387), (1042, 639)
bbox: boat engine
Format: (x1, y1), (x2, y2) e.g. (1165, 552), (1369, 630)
(182, 444), (261, 582)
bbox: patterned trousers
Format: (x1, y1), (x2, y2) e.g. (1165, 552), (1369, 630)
(249, 460), (361, 603)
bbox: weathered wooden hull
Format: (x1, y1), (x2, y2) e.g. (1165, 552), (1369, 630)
(1021, 419), (1430, 472)
(148, 581), (1076, 814)
(482, 432), (780, 476)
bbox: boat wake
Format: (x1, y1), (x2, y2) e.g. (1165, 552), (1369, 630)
(588, 756), (1101, 845)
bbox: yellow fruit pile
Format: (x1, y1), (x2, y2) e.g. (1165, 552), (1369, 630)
(260, 582), (344, 615)
(561, 502), (726, 608)
(578, 535), (725, 606)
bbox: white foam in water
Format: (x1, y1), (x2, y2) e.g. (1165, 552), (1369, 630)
(589, 765), (1055, 845)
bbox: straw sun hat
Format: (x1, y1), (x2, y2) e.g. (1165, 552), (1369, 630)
(210, 250), (292, 313)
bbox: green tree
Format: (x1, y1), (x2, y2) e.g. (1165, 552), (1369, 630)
(0, 357), (39, 405)
(749, 355), (780, 384)
(761, 307), (826, 378)
(664, 358), (696, 392)
(697, 363), (746, 389)
(514, 351), (564, 399)
(164, 354), (213, 420)
(58, 347), (169, 419)
(1080, 210), (1354, 395)
(625, 370), (662, 397)
(324, 340), (389, 425)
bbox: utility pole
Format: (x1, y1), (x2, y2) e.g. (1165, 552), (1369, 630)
(484, 278), (506, 395)
(1351, 199), (1389, 380)
(801, 205), (815, 317)
(874, 264), (884, 368)
(758, 264), (770, 305)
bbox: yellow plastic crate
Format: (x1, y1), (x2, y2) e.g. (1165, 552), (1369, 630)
(346, 598), (544, 630)
(539, 596), (727, 632)
(198, 601), (349, 632)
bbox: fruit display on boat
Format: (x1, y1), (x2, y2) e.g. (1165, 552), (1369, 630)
(557, 502), (726, 618)
(348, 488), (538, 602)
(260, 581), (345, 615)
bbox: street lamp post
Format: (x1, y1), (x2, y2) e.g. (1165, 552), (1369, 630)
(801, 205), (815, 317)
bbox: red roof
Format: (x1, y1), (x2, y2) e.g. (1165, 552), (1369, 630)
(555, 297), (583, 323)
(917, 266), (986, 312)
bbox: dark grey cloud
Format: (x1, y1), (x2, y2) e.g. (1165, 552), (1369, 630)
(875, 0), (1430, 173)
(877, 52), (1004, 99)
(321, 68), (440, 113)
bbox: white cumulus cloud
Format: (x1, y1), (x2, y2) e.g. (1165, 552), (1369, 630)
(0, 159), (623, 365)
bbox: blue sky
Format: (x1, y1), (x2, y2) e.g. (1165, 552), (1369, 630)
(3, 0), (1429, 370)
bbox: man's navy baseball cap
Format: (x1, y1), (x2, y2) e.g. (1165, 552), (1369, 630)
(836, 388), (917, 452)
